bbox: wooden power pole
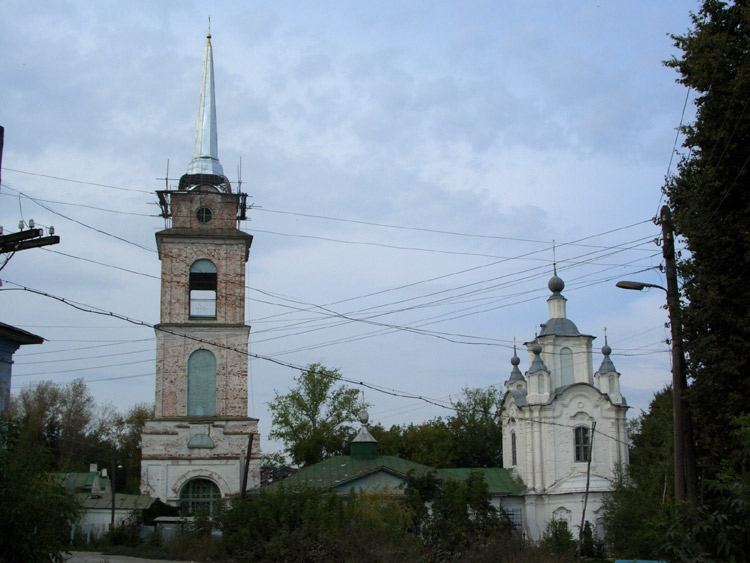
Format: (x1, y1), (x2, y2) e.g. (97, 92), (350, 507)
(660, 205), (698, 503)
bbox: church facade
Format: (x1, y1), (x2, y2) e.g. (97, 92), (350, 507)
(140, 32), (260, 511)
(500, 272), (629, 540)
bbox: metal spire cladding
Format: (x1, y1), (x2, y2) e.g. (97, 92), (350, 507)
(187, 29), (224, 178)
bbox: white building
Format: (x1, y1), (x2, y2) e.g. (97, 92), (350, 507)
(140, 31), (260, 511)
(500, 272), (629, 540)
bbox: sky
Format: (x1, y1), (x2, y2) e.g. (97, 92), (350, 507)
(1, 1), (700, 458)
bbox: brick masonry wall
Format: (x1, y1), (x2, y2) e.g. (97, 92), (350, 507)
(143, 185), (259, 502)
(141, 419), (261, 500)
(154, 326), (250, 418)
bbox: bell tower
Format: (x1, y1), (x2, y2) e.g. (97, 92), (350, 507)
(140, 30), (259, 511)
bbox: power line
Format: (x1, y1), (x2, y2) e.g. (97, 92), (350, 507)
(2, 168), (154, 194)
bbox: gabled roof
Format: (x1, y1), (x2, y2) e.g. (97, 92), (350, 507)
(262, 454), (447, 493)
(0, 321), (43, 345)
(261, 455), (525, 498)
(437, 468), (524, 495)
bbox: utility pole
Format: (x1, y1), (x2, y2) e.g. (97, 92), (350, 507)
(0, 126), (60, 260)
(577, 420), (595, 561)
(660, 205), (698, 503)
(240, 433), (255, 499)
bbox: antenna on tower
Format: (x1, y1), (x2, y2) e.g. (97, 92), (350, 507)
(208, 16), (211, 38)
(237, 157), (243, 194)
(165, 159), (170, 191)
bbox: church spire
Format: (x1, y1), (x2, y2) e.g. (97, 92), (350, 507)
(186, 26), (224, 178)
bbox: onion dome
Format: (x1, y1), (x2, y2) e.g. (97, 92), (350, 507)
(598, 336), (617, 374)
(528, 341), (548, 373)
(548, 274), (565, 294)
(508, 344), (525, 383)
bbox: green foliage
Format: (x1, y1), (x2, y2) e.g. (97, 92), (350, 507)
(113, 403), (153, 494)
(371, 418), (457, 467)
(542, 519), (575, 558)
(370, 386), (503, 469)
(8, 379), (118, 473)
(601, 388), (674, 559)
(578, 521), (605, 559)
(0, 418), (80, 563)
(404, 470), (513, 560)
(629, 386), (675, 502)
(7, 379), (152, 497)
(664, 0), (750, 475)
(601, 466), (670, 560)
(662, 414), (750, 562)
(103, 510), (143, 547)
(219, 485), (420, 562)
(268, 363), (365, 466)
(449, 386), (503, 467)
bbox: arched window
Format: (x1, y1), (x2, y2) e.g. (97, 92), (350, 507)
(179, 478), (221, 515)
(560, 347), (574, 387)
(511, 431), (517, 466)
(575, 426), (590, 462)
(189, 259), (217, 318)
(188, 349), (216, 416)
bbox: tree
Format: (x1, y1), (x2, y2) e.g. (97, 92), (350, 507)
(448, 386), (503, 467)
(370, 386), (502, 469)
(601, 388), (673, 560)
(371, 419), (456, 467)
(8, 378), (118, 472)
(628, 386), (675, 501)
(404, 470), (512, 558)
(268, 363), (364, 466)
(0, 419), (80, 563)
(113, 403), (153, 494)
(661, 414), (750, 561)
(664, 0), (750, 476)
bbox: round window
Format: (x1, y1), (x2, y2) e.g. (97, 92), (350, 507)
(196, 207), (213, 223)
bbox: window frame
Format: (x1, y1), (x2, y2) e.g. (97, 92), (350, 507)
(179, 478), (221, 515)
(189, 259), (217, 318)
(187, 349), (217, 417)
(574, 425), (590, 462)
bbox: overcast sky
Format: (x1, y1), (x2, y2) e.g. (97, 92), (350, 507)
(1, 1), (699, 458)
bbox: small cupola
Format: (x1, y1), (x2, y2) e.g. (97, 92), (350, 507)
(350, 410), (378, 460)
(525, 341), (551, 404)
(539, 270), (582, 337)
(595, 332), (623, 404)
(505, 342), (527, 393)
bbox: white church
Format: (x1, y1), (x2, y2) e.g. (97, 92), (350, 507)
(499, 271), (629, 539)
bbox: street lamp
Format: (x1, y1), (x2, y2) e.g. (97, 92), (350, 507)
(615, 281), (665, 292)
(616, 278), (697, 502)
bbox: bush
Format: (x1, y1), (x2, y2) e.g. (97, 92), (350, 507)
(219, 485), (420, 562)
(0, 419), (80, 563)
(542, 519), (575, 558)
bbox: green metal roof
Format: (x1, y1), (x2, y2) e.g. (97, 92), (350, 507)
(261, 455), (524, 497)
(262, 455), (457, 493)
(437, 468), (524, 495)
(57, 471), (108, 493)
